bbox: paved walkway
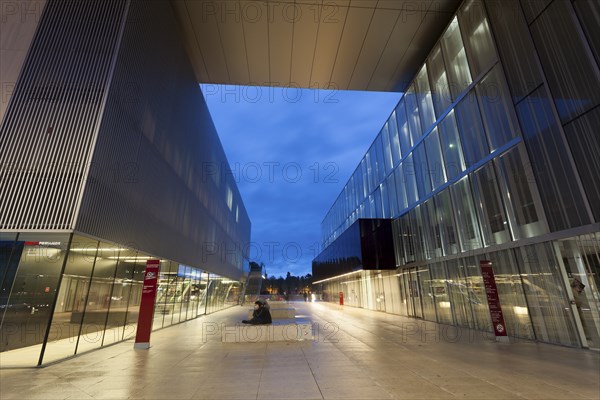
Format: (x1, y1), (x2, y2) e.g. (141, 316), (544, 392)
(1, 301), (599, 399)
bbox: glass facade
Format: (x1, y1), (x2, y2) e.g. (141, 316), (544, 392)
(316, 0), (599, 350)
(0, 233), (242, 367)
(316, 233), (599, 348)
(0, 233), (69, 366)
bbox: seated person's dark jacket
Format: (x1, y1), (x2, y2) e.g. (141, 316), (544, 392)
(247, 306), (272, 324)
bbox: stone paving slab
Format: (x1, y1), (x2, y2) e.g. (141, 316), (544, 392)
(0, 302), (599, 399)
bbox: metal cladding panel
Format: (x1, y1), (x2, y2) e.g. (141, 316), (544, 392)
(0, 0), (48, 124)
(75, 0), (251, 280)
(0, 0), (128, 230)
(312, 218), (395, 281)
(312, 219), (362, 282)
(171, 0), (462, 92)
(359, 219), (396, 269)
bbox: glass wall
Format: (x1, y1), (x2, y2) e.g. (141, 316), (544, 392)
(429, 262), (453, 325)
(75, 240), (121, 355)
(485, 249), (533, 340)
(413, 143), (431, 199)
(441, 16), (472, 99)
(153, 260), (176, 330)
(316, 0), (599, 350)
(438, 110), (465, 180)
(475, 65), (518, 152)
(42, 234), (98, 364)
(434, 189), (459, 256)
(0, 233), (70, 367)
(451, 176), (484, 252)
(0, 233), (243, 366)
(458, 0), (497, 77)
(415, 66), (436, 130)
(319, 270), (401, 312)
(320, 0), (508, 249)
(320, 0), (596, 254)
(318, 233), (598, 348)
(405, 84), (423, 146)
(563, 107), (600, 222)
(421, 199), (442, 260)
(494, 143), (547, 240)
(445, 259), (475, 329)
(515, 86), (591, 232)
(557, 233), (600, 349)
(463, 256), (492, 332)
(104, 252), (145, 345)
(518, 242), (580, 347)
(382, 270), (403, 315)
(470, 163), (511, 246)
(205, 276), (242, 315)
(454, 95), (489, 168)
(424, 127), (446, 190)
(323, 0), (600, 252)
(417, 267), (436, 321)
(528, 0), (600, 124)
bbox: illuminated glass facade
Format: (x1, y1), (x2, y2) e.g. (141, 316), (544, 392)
(0, 233), (242, 367)
(315, 0), (600, 349)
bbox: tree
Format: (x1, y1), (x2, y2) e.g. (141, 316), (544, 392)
(260, 270), (314, 296)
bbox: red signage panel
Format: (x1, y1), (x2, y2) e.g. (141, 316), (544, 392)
(134, 259), (160, 349)
(480, 260), (508, 340)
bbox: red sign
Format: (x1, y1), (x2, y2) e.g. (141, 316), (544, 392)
(135, 260), (160, 349)
(480, 260), (508, 339)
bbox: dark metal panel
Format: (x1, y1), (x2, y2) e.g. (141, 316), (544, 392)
(0, 0), (128, 230)
(75, 0), (251, 280)
(313, 218), (395, 281)
(359, 219), (396, 269)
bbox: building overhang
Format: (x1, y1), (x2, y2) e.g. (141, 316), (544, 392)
(170, 0), (462, 92)
(312, 218), (396, 281)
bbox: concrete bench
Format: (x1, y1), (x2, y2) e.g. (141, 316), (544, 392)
(247, 307), (295, 319)
(221, 319), (313, 343)
(247, 301), (296, 319)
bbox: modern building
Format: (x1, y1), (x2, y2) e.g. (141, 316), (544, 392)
(3, 0), (596, 368)
(314, 0), (600, 350)
(0, 0), (252, 367)
(1, 0), (469, 367)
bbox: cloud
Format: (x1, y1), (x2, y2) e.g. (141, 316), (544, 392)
(202, 84), (401, 278)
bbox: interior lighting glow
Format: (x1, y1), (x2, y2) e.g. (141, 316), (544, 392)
(70, 247), (129, 252)
(513, 306), (528, 315)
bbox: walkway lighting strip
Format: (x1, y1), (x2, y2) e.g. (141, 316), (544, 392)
(313, 269), (363, 284)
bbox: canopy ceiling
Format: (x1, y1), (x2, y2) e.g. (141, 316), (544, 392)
(171, 0), (462, 92)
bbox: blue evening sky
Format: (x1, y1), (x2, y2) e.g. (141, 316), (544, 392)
(201, 84), (401, 279)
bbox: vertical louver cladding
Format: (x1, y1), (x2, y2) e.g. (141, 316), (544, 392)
(0, 0), (127, 230)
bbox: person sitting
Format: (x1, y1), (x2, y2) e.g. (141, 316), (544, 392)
(242, 300), (272, 324)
